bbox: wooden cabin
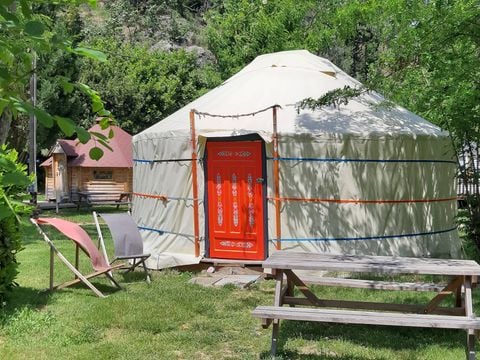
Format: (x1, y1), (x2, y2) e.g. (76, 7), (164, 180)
(40, 123), (133, 202)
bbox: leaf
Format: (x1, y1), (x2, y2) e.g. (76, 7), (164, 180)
(0, 98), (9, 115)
(97, 108), (111, 117)
(61, 80), (74, 94)
(98, 117), (110, 129)
(0, 157), (16, 171)
(90, 131), (108, 141)
(92, 98), (103, 112)
(76, 83), (94, 96)
(76, 127), (91, 143)
(97, 139), (113, 152)
(12, 99), (33, 114)
(108, 129), (114, 139)
(24, 20), (45, 36)
(33, 108), (54, 127)
(55, 116), (76, 136)
(2, 171), (30, 186)
(0, 47), (14, 66)
(0, 204), (13, 222)
(73, 47), (107, 62)
(89, 147), (104, 161)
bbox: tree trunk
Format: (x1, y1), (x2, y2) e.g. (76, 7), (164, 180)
(0, 110), (12, 146)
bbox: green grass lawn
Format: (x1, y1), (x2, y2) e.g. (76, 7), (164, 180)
(0, 208), (477, 359)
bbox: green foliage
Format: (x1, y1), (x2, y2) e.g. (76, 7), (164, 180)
(0, 0), (111, 302)
(78, 39), (221, 134)
(0, 146), (30, 303)
(86, 0), (201, 45)
(205, 0), (379, 80)
(205, 0), (480, 252)
(362, 0), (480, 249)
(297, 86), (367, 111)
(205, 0), (319, 77)
(0, 1), (111, 139)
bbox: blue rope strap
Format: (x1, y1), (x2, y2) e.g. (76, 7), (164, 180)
(274, 226), (457, 242)
(138, 225), (194, 238)
(133, 158), (196, 164)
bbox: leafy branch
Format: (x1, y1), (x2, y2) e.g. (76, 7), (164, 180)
(296, 85), (368, 111)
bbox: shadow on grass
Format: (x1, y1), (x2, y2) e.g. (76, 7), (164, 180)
(3, 277), (122, 318)
(117, 269), (150, 283)
(64, 279), (123, 295)
(3, 286), (51, 313)
(260, 349), (388, 360)
(257, 321), (465, 359)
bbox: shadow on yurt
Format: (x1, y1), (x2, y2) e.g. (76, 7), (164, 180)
(132, 50), (459, 270)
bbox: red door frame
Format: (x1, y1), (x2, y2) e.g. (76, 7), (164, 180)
(204, 136), (268, 260)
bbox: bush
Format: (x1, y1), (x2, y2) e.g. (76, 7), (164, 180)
(0, 146), (31, 303)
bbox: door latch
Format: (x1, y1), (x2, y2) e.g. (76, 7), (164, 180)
(256, 177), (264, 183)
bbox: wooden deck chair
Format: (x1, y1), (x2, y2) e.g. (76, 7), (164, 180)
(31, 217), (123, 298)
(93, 212), (151, 283)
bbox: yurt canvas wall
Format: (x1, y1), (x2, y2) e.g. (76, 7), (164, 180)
(132, 50), (459, 270)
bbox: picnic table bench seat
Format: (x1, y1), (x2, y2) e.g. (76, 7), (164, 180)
(252, 306), (480, 330)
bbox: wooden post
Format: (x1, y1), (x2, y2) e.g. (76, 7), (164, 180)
(190, 110), (200, 257)
(272, 106), (281, 250)
(28, 51), (37, 205)
(75, 244), (80, 280)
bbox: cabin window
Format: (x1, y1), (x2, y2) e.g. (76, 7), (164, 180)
(93, 170), (113, 180)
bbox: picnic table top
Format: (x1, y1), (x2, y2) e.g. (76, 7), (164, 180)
(263, 251), (480, 276)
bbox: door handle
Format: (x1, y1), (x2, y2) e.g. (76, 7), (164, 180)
(256, 178), (264, 183)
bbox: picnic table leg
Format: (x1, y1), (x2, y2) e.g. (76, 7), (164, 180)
(286, 275), (295, 307)
(271, 269), (284, 356)
(464, 276), (476, 360)
(456, 276), (464, 308)
(142, 259), (152, 284)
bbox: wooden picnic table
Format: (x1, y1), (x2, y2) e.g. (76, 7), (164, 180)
(252, 251), (480, 359)
(76, 191), (131, 210)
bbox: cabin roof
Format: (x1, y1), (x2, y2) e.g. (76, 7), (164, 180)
(40, 124), (132, 168)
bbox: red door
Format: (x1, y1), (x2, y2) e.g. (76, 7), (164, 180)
(206, 141), (266, 260)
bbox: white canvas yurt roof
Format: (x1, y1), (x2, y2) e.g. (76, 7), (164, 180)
(135, 50), (443, 141)
(133, 50), (459, 270)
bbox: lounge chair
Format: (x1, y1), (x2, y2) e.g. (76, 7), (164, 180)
(93, 212), (151, 283)
(31, 217), (123, 298)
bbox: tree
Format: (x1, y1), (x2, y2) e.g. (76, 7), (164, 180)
(205, 0), (480, 252)
(204, 0), (380, 81)
(78, 39), (221, 134)
(0, 0), (111, 301)
(365, 0), (480, 250)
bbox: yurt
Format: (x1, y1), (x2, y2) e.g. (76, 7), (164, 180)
(132, 50), (459, 269)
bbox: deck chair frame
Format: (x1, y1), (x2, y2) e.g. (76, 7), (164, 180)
(93, 211), (151, 283)
(31, 218), (123, 298)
